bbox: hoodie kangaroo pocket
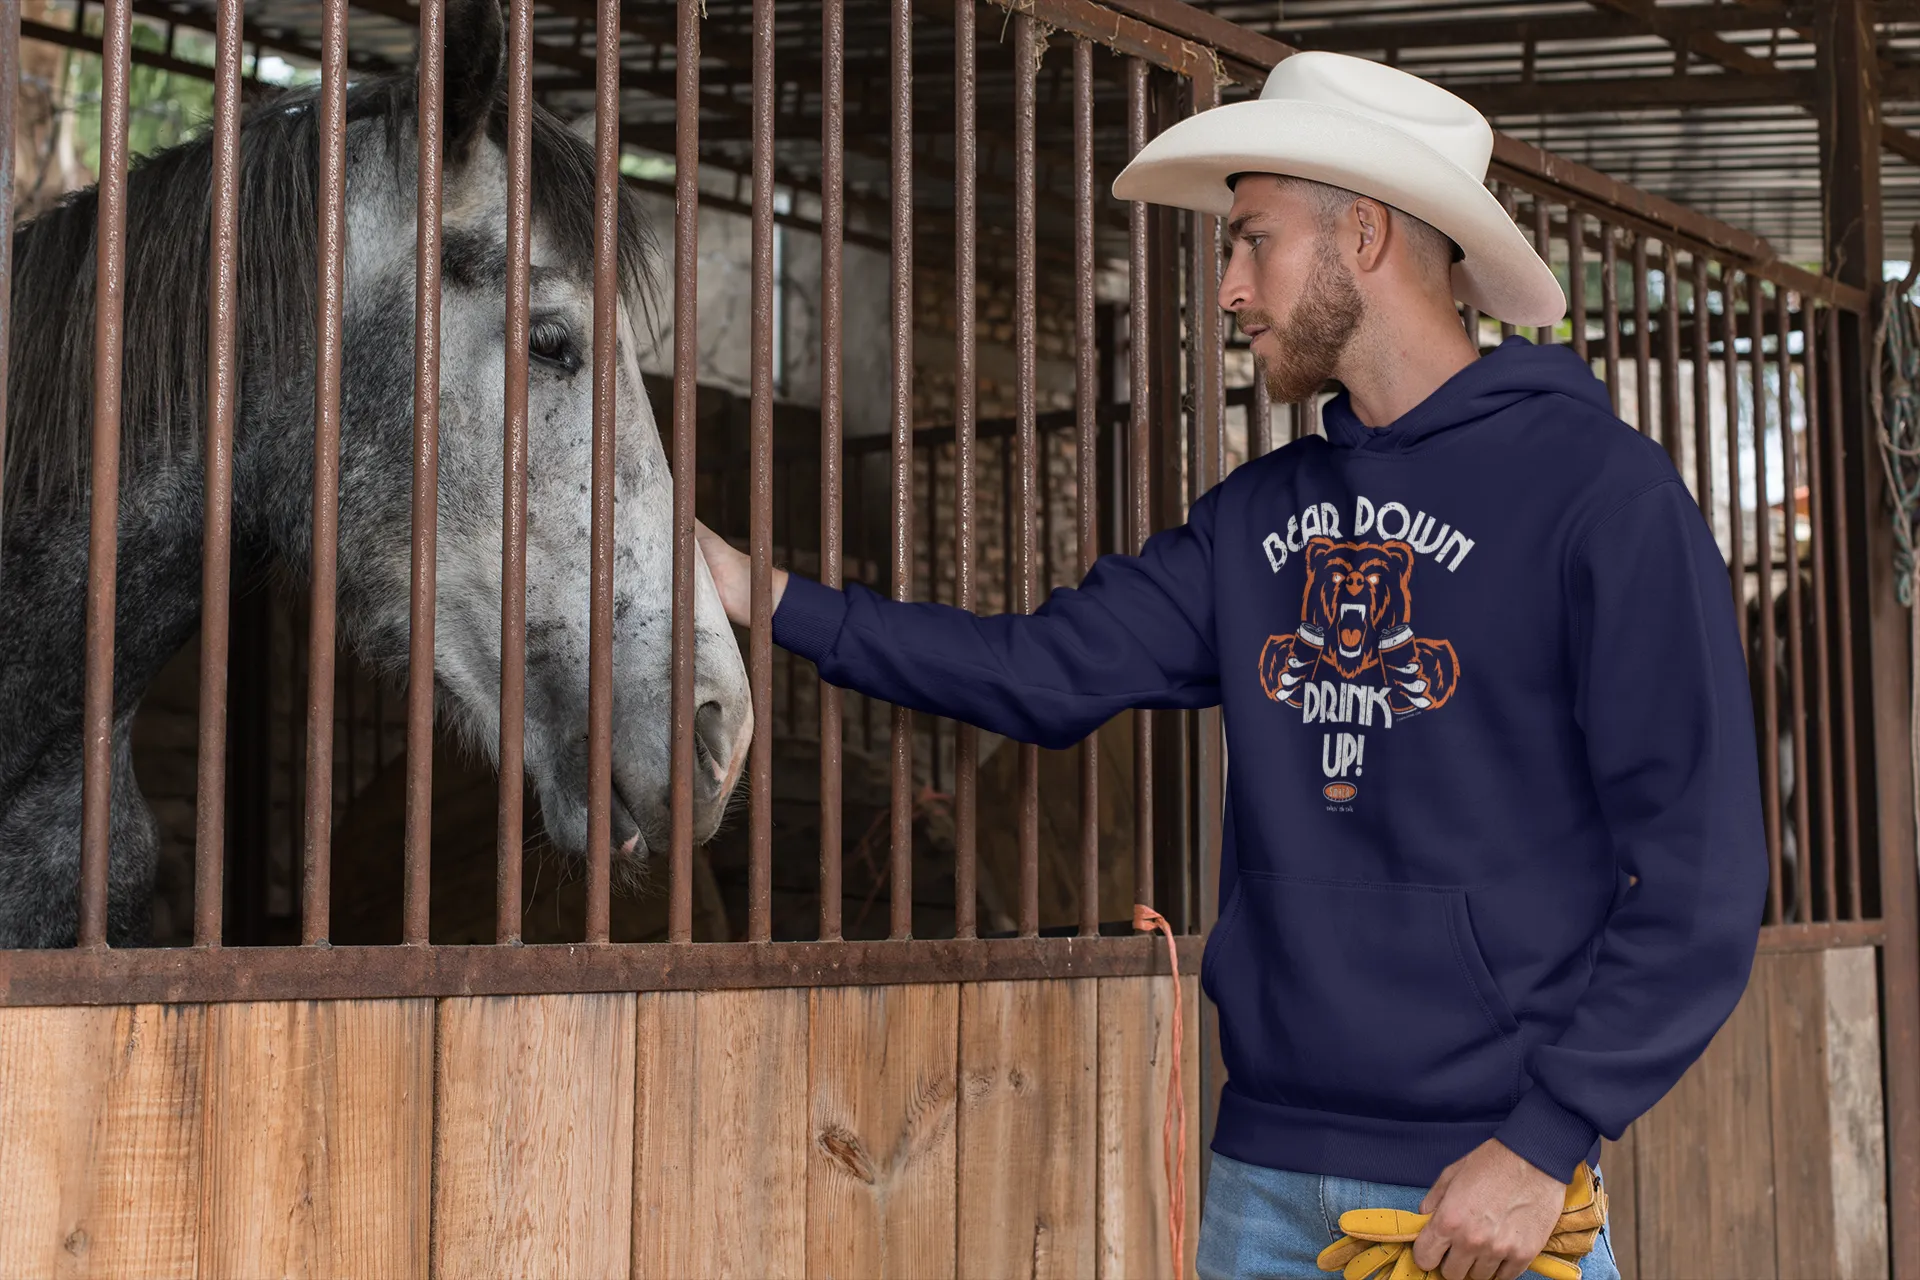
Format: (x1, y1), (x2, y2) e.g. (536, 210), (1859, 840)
(1208, 872), (1523, 1121)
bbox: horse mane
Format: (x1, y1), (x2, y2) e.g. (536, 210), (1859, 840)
(3, 75), (657, 519)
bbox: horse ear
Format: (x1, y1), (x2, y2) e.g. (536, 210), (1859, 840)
(441, 0), (506, 161)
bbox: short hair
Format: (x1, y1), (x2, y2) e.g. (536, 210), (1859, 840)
(1228, 172), (1461, 275)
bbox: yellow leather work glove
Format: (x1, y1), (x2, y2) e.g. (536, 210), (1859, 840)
(1314, 1163), (1607, 1280)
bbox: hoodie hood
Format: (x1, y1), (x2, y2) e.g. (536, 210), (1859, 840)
(1320, 336), (1611, 453)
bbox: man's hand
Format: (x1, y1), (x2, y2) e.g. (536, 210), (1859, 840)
(1411, 1140), (1565, 1280)
(693, 519), (788, 629)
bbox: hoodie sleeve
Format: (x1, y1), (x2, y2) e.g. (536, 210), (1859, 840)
(771, 489), (1222, 751)
(1492, 478), (1769, 1180)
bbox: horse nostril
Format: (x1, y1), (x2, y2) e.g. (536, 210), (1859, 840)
(694, 700), (727, 782)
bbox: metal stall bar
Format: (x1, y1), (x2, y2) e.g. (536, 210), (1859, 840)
(1826, 313), (1861, 917)
(820, 0), (847, 942)
(1533, 197), (1552, 349)
(1498, 185), (1517, 344)
(1252, 375), (1272, 459)
(889, 0), (915, 940)
(1749, 276), (1781, 924)
(1803, 305), (1839, 921)
(583, 0), (621, 943)
(1632, 233), (1650, 434)
(1660, 242), (1681, 468)
(1725, 267), (1747, 657)
(1128, 57), (1154, 914)
(669, 0), (701, 943)
(1193, 69), (1223, 937)
(403, 0), (448, 944)
(951, 0), (978, 941)
(1777, 290), (1812, 922)
(1600, 222), (1620, 409)
(1075, 37), (1099, 939)
(77, 0), (133, 948)
(497, 0), (534, 944)
(0, 0), (13, 542)
(1691, 254), (1712, 512)
(193, 0), (243, 947)
(1568, 209), (1587, 362)
(1014, 11), (1041, 938)
(747, 0), (777, 943)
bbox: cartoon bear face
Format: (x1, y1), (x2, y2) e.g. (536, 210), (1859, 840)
(1301, 538), (1416, 680)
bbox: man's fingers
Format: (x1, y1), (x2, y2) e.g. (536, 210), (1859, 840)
(1419, 1167), (1456, 1215)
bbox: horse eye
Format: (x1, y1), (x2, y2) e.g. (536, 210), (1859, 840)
(528, 316), (582, 374)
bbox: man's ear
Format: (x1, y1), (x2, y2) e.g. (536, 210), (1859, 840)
(441, 0), (506, 162)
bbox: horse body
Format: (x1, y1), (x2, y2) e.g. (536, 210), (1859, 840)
(0, 0), (751, 947)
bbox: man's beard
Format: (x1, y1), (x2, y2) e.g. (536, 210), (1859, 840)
(1244, 236), (1365, 405)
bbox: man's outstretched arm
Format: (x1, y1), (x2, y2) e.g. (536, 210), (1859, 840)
(694, 493), (1223, 750)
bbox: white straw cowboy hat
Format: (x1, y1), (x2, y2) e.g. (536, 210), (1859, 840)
(1112, 51), (1567, 329)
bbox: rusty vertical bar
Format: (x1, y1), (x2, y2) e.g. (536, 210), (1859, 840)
(1600, 223), (1620, 410)
(1749, 276), (1781, 924)
(1074, 38), (1099, 938)
(819, 0), (845, 941)
(1127, 58), (1154, 914)
(1691, 254), (1712, 512)
(581, 0), (620, 943)
(1631, 233), (1650, 433)
(1777, 289), (1811, 922)
(1252, 376), (1273, 459)
(1013, 11), (1041, 939)
(496, 0), (534, 945)
(668, 0), (700, 943)
(1195, 70), (1224, 939)
(746, 0), (776, 944)
(1661, 241), (1681, 466)
(1533, 196), (1553, 348)
(888, 0), (915, 940)
(1725, 268), (1747, 657)
(191, 0), (243, 947)
(1804, 306), (1838, 920)
(402, 0), (448, 945)
(1567, 208), (1587, 362)
(76, 0), (134, 948)
(0, 0), (13, 544)
(1824, 313), (1862, 915)
(1497, 184), (1517, 343)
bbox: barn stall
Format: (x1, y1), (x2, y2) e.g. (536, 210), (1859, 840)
(1, 0), (1917, 1274)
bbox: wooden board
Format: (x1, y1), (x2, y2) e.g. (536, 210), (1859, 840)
(0, 1004), (206, 1279)
(1766, 949), (1838, 1278)
(957, 979), (1098, 1279)
(1598, 1127), (1638, 1280)
(806, 984), (960, 1279)
(687, 987), (809, 1278)
(199, 999), (431, 1278)
(1823, 947), (1890, 1280)
(633, 990), (699, 1278)
(432, 993), (638, 1280)
(1096, 974), (1200, 1280)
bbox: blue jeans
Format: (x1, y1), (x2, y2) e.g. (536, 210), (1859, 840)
(1198, 1152), (1623, 1280)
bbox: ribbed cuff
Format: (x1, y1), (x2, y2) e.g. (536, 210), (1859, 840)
(1492, 1086), (1602, 1182)
(770, 573), (850, 664)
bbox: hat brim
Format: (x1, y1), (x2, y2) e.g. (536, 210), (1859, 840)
(1111, 98), (1568, 329)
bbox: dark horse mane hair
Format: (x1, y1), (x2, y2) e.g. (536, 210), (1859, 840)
(3, 72), (657, 520)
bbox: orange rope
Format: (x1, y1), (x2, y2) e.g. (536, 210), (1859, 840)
(1134, 903), (1188, 1279)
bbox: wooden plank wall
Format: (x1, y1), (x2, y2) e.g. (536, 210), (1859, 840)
(0, 974), (1198, 1279)
(1603, 946), (1890, 1280)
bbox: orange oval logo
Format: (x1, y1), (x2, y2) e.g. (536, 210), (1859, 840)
(1323, 782), (1357, 803)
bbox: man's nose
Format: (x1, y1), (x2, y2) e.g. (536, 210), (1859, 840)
(1218, 255), (1250, 314)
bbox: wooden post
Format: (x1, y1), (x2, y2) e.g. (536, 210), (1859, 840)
(1818, 1), (1920, 1270)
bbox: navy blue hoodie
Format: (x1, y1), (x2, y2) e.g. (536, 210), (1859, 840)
(772, 336), (1768, 1187)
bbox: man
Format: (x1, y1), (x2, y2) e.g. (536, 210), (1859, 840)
(697, 51), (1766, 1280)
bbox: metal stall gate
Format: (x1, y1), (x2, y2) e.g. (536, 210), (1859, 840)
(0, 0), (1915, 1274)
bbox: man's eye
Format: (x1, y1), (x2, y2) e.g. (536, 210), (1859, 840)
(529, 317), (582, 374)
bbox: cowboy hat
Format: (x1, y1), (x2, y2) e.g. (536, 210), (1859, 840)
(1111, 51), (1567, 328)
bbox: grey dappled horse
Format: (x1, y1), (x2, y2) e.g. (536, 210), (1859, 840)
(0, 0), (751, 946)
